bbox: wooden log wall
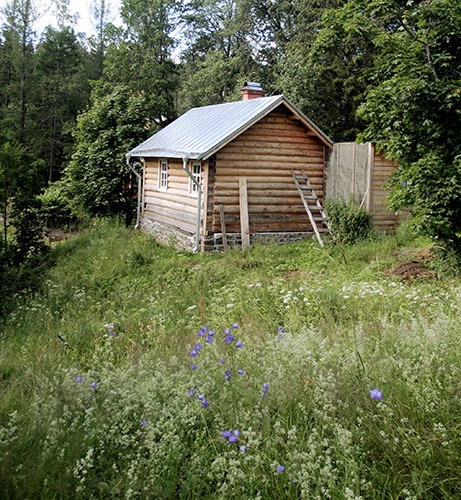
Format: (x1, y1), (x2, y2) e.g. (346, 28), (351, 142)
(211, 106), (326, 233)
(143, 158), (202, 234)
(371, 151), (400, 231)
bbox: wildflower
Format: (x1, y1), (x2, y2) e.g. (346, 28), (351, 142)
(232, 430), (240, 437)
(198, 394), (205, 401)
(139, 418), (149, 427)
(235, 341), (243, 348)
(190, 349), (198, 358)
(222, 430), (231, 438)
(228, 435), (237, 443)
(224, 328), (231, 334)
(240, 445), (248, 452)
(76, 376), (83, 383)
(190, 364), (198, 370)
(225, 369), (232, 381)
(202, 400), (209, 408)
(238, 369), (245, 375)
(208, 330), (215, 337)
(198, 325), (208, 337)
(370, 388), (383, 401)
(225, 334), (234, 343)
(195, 344), (203, 351)
(206, 336), (213, 344)
(232, 323), (239, 329)
(219, 358), (225, 364)
(277, 465), (286, 473)
(90, 382), (97, 391)
(262, 383), (269, 399)
(188, 390), (195, 397)
(278, 326), (284, 333)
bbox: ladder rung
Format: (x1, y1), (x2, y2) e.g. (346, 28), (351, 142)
(307, 205), (322, 211)
(312, 217), (327, 222)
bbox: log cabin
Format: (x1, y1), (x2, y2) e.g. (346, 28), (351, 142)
(127, 83), (334, 251)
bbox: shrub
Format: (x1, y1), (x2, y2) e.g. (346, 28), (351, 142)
(324, 198), (374, 244)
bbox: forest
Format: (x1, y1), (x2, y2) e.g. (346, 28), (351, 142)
(1, 0), (461, 291)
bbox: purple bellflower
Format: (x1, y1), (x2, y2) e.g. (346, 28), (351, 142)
(369, 388), (383, 401)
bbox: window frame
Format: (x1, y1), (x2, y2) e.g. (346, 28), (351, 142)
(158, 159), (169, 191)
(189, 161), (202, 195)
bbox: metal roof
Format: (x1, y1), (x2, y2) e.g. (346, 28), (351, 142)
(127, 95), (333, 161)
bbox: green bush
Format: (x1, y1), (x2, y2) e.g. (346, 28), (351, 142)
(37, 180), (77, 228)
(324, 198), (374, 244)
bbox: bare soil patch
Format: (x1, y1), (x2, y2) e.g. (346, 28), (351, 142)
(386, 260), (436, 282)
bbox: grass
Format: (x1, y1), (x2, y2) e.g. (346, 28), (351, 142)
(0, 220), (460, 499)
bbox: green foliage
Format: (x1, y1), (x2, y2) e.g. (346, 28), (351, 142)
(31, 26), (90, 182)
(353, 0), (461, 263)
(37, 180), (77, 228)
(65, 84), (153, 222)
(178, 0), (261, 111)
(325, 198), (374, 244)
(0, 223), (460, 497)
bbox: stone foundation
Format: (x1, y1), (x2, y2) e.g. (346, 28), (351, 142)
(202, 231), (316, 252)
(141, 219), (196, 252)
(142, 218), (316, 252)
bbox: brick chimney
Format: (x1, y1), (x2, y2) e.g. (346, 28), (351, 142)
(241, 82), (265, 100)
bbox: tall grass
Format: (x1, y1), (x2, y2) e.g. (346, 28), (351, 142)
(0, 220), (460, 498)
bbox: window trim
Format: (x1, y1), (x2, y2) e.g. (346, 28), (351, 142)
(189, 161), (202, 195)
(158, 159), (168, 191)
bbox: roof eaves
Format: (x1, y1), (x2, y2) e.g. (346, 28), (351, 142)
(127, 147), (202, 160)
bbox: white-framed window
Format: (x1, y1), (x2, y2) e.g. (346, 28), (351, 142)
(190, 162), (202, 194)
(159, 159), (168, 190)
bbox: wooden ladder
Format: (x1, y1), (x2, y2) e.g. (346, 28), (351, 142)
(291, 169), (333, 246)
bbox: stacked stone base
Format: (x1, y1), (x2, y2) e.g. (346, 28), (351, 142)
(142, 219), (316, 252)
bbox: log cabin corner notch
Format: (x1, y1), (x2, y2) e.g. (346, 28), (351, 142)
(126, 89), (333, 252)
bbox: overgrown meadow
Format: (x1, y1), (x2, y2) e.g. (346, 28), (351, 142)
(1, 221), (460, 499)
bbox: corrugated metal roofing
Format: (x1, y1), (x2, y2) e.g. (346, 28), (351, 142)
(127, 95), (332, 161)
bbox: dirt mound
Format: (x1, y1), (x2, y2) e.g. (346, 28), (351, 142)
(386, 260), (436, 282)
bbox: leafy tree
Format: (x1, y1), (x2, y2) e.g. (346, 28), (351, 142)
(64, 84), (154, 223)
(354, 0), (461, 260)
(178, 0), (261, 111)
(104, 0), (180, 126)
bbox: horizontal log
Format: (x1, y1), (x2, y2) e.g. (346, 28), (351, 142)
(222, 140), (323, 152)
(214, 196), (306, 206)
(215, 180), (294, 189)
(144, 182), (190, 194)
(212, 205), (318, 215)
(216, 159), (324, 169)
(217, 152), (324, 163)
(242, 128), (318, 141)
(145, 204), (196, 223)
(214, 188), (302, 197)
(215, 167), (322, 177)
(144, 195), (197, 213)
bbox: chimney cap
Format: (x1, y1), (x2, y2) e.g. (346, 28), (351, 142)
(241, 82), (264, 91)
